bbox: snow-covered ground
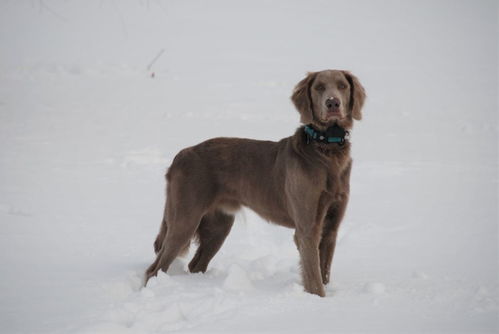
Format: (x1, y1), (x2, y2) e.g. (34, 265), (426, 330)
(0, 1), (497, 333)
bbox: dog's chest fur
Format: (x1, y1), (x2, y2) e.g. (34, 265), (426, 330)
(315, 143), (352, 202)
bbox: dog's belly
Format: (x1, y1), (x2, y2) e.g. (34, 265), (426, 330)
(246, 203), (295, 228)
(216, 195), (295, 229)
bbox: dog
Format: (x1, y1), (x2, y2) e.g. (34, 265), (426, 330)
(145, 70), (366, 297)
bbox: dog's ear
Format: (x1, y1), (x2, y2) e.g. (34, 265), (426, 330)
(291, 72), (318, 124)
(342, 71), (366, 121)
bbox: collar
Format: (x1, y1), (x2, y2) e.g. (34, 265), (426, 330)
(304, 124), (350, 145)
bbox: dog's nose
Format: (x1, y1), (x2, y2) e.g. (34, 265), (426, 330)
(325, 97), (341, 110)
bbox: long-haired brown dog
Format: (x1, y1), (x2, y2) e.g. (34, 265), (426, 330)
(145, 70), (366, 296)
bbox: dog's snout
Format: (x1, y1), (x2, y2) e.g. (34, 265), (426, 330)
(325, 97), (341, 110)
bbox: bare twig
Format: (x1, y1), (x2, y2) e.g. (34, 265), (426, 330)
(147, 49), (165, 71)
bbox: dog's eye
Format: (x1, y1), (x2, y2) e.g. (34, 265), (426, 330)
(315, 84), (325, 92)
(338, 82), (347, 90)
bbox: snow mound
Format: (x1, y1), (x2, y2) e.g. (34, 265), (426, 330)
(223, 264), (254, 291)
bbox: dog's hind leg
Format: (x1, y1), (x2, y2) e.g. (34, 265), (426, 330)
(145, 181), (209, 284)
(154, 210), (189, 256)
(145, 149), (218, 285)
(145, 208), (203, 284)
(188, 210), (235, 273)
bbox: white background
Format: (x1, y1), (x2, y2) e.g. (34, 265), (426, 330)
(0, 1), (497, 333)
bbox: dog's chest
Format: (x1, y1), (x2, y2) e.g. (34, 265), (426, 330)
(323, 157), (352, 201)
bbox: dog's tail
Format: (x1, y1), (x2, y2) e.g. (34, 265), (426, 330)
(153, 215), (168, 254)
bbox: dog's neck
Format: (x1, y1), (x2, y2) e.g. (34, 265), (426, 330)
(303, 123), (350, 146)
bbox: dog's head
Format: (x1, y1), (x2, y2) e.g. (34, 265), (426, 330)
(291, 70), (366, 130)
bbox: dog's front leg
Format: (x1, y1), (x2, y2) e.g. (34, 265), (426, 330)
(320, 161), (352, 285)
(294, 226), (325, 297)
(319, 198), (348, 285)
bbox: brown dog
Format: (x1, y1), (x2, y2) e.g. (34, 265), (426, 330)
(145, 70), (366, 297)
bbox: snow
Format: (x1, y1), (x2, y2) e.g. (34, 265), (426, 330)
(0, 0), (497, 333)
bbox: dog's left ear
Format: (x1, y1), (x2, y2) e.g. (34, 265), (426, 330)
(342, 71), (366, 121)
(291, 72), (318, 124)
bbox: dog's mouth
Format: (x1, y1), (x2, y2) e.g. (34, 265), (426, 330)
(321, 110), (344, 121)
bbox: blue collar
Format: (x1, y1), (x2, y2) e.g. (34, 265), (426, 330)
(304, 124), (349, 145)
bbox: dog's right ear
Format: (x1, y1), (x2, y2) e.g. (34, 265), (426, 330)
(291, 72), (318, 124)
